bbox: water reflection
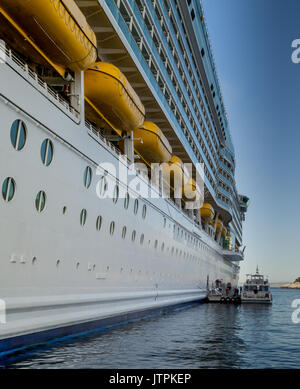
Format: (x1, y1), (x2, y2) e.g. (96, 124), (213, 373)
(1, 289), (300, 369)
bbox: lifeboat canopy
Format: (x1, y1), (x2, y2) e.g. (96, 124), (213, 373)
(134, 121), (172, 164)
(85, 62), (145, 133)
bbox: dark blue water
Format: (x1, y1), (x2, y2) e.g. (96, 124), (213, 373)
(1, 288), (300, 369)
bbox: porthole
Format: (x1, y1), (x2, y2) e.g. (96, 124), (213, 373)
(10, 120), (26, 151)
(122, 226), (127, 239)
(140, 233), (144, 245)
(35, 190), (46, 212)
(2, 177), (15, 202)
(134, 199), (139, 215)
(98, 176), (108, 197)
(84, 166), (92, 189)
(124, 192), (130, 209)
(41, 138), (53, 166)
(80, 209), (87, 226)
(110, 221), (115, 236)
(96, 215), (102, 231)
(132, 230), (136, 242)
(113, 185), (119, 204)
(142, 204), (147, 219)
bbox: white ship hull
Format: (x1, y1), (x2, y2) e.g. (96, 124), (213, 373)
(0, 50), (238, 354)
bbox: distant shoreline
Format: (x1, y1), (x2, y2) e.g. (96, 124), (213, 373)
(279, 282), (300, 289)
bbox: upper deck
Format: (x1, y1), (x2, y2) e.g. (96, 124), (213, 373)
(74, 0), (248, 241)
(0, 0), (248, 258)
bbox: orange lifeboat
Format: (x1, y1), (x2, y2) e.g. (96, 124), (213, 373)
(134, 121), (172, 163)
(200, 203), (215, 222)
(84, 62), (145, 133)
(182, 178), (201, 202)
(0, 0), (98, 77)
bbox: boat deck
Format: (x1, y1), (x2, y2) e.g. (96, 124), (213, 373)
(207, 287), (241, 304)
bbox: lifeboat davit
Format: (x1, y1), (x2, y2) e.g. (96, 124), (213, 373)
(200, 203), (215, 221)
(216, 218), (223, 232)
(0, 0), (98, 76)
(210, 218), (223, 231)
(221, 226), (227, 237)
(85, 62), (145, 133)
(134, 121), (172, 163)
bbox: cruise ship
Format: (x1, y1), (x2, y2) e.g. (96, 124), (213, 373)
(0, 0), (249, 354)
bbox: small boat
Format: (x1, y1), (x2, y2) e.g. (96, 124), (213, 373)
(207, 279), (241, 304)
(241, 267), (272, 304)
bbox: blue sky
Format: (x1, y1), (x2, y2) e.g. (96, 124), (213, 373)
(202, 0), (300, 283)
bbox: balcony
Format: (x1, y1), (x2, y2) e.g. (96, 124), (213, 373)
(219, 160), (234, 179)
(223, 249), (244, 262)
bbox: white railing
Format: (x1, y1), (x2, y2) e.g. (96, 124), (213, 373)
(0, 40), (79, 119)
(85, 120), (130, 164)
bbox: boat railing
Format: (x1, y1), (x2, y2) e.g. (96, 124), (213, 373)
(0, 40), (80, 119)
(85, 120), (131, 165)
(85, 124), (209, 230)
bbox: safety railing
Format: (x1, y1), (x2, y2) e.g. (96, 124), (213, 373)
(85, 120), (130, 164)
(0, 40), (80, 119)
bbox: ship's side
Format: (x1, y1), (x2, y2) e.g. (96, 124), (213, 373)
(0, 0), (248, 354)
